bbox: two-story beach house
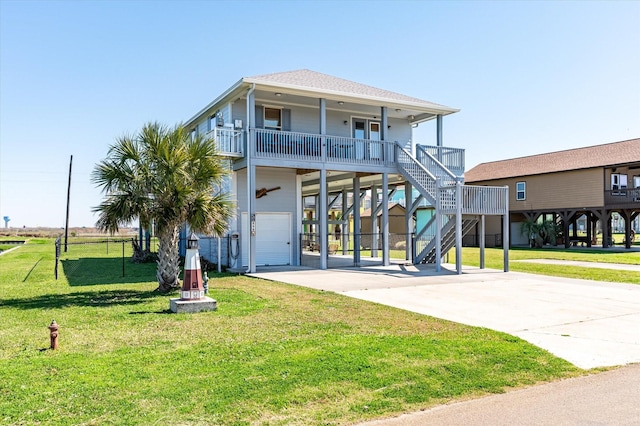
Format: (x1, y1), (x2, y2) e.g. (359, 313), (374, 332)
(183, 70), (508, 273)
(464, 138), (640, 249)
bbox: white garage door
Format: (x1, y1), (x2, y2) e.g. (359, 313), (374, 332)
(241, 212), (291, 266)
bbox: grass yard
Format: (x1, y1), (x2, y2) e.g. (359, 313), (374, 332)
(451, 246), (640, 284)
(0, 239), (582, 425)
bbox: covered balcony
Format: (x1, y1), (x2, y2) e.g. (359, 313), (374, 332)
(605, 188), (640, 207)
(207, 126), (466, 175)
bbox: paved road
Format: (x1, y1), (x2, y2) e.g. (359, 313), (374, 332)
(357, 363), (640, 426)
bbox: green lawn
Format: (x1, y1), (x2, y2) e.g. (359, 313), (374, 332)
(451, 247), (640, 284)
(0, 239), (581, 425)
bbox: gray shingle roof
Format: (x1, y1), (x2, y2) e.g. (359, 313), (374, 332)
(245, 69), (455, 112)
(465, 138), (640, 182)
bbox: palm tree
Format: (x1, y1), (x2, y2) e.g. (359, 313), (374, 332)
(92, 122), (235, 292)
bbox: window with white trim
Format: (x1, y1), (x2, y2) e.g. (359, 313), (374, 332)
(611, 173), (628, 190)
(516, 181), (526, 201)
(264, 108), (282, 130)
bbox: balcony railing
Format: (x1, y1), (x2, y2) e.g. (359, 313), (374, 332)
(414, 145), (459, 188)
(440, 184), (509, 215)
(205, 127), (243, 157)
(418, 145), (465, 176)
(252, 129), (397, 167)
(605, 188), (640, 206)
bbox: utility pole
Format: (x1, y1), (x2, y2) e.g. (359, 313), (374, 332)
(64, 155), (73, 252)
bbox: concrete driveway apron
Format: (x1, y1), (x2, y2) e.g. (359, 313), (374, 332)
(249, 264), (640, 369)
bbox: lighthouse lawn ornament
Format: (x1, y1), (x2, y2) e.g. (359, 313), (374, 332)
(169, 232), (217, 313)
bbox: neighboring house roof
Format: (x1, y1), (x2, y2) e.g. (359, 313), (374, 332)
(245, 69), (456, 113)
(465, 138), (640, 182)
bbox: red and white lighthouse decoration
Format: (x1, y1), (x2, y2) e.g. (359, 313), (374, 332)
(181, 232), (205, 300)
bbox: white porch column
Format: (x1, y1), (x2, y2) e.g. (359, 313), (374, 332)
(503, 186), (510, 272)
(319, 98), (326, 134)
(435, 178), (442, 272)
(371, 184), (378, 257)
(248, 165), (257, 273)
(319, 98), (326, 163)
(381, 173), (390, 266)
(381, 107), (387, 139)
(353, 176), (361, 267)
(319, 168), (328, 270)
(341, 189), (348, 255)
(247, 89), (256, 273)
(404, 181), (413, 261)
(455, 179), (462, 275)
(480, 215), (485, 269)
(436, 114), (443, 162)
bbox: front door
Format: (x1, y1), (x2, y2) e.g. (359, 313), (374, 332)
(352, 118), (381, 160)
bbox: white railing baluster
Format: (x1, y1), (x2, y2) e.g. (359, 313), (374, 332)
(205, 128), (244, 157)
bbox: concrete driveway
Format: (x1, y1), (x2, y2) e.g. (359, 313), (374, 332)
(249, 263), (640, 369)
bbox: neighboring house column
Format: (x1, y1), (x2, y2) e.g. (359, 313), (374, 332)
(586, 212), (593, 247)
(405, 181), (413, 261)
(319, 168), (328, 270)
(371, 184), (378, 257)
(353, 176), (361, 267)
(382, 173), (390, 266)
(621, 209), (633, 249)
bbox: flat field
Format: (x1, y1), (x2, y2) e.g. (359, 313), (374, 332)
(0, 239), (582, 425)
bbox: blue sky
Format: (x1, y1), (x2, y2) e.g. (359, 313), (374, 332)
(1, 0), (639, 227)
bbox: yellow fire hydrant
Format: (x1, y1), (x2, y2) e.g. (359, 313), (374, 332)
(48, 319), (59, 350)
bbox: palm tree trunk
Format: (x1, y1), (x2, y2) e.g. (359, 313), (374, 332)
(156, 225), (181, 293)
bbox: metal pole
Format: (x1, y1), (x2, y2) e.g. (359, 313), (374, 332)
(122, 240), (125, 277)
(64, 155), (73, 252)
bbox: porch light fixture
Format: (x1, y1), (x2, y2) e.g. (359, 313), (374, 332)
(275, 92), (282, 97)
(409, 115), (415, 120)
(395, 109), (401, 112)
(343, 120), (348, 125)
(338, 101), (344, 105)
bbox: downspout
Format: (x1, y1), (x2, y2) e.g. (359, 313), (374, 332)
(245, 83), (256, 273)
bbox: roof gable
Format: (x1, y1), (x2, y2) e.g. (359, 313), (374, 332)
(465, 138), (640, 182)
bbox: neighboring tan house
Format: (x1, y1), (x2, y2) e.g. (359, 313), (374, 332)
(360, 203), (408, 250)
(464, 138), (640, 249)
(183, 69), (508, 273)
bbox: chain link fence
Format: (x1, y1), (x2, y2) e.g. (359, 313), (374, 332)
(300, 232), (412, 267)
(55, 236), (136, 280)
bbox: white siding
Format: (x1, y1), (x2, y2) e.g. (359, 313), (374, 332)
(236, 167), (300, 265)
